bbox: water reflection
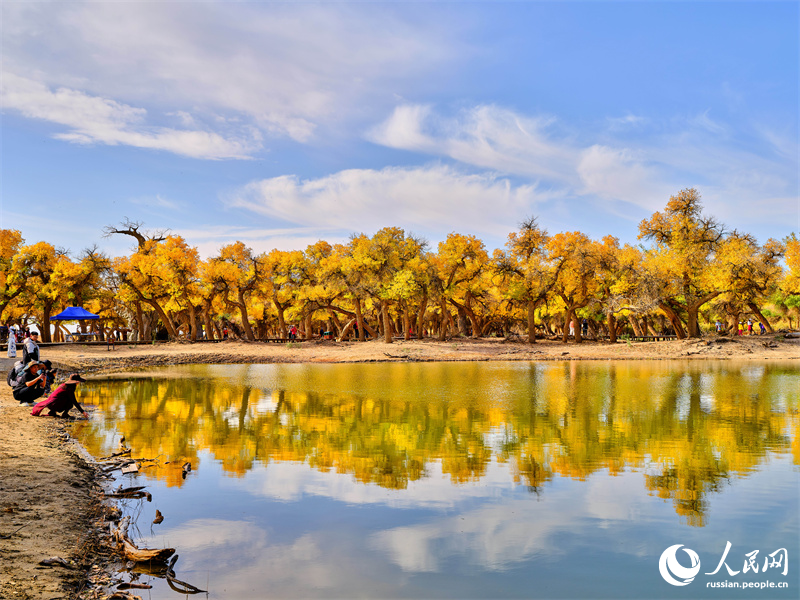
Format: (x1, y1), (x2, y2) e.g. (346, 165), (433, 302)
(74, 361), (799, 528)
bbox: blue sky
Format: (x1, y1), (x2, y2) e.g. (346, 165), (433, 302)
(1, 1), (797, 259)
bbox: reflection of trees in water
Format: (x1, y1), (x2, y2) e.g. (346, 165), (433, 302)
(74, 363), (798, 524)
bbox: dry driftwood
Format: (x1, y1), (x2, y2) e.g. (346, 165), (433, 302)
(99, 449), (132, 461)
(38, 556), (75, 569)
(113, 517), (174, 564)
(0, 524), (27, 539)
(117, 582), (153, 590)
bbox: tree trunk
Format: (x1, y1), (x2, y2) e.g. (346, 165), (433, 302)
(686, 304), (703, 338)
(338, 318), (356, 341)
(187, 301), (198, 341)
(463, 294), (481, 339)
(203, 302), (214, 340)
(135, 301), (144, 341)
(273, 299), (288, 339)
(144, 298), (177, 339)
(237, 290), (255, 341)
(643, 316), (657, 336)
(381, 300), (393, 343)
(416, 296), (428, 339)
(403, 304), (411, 341)
(438, 298), (448, 341)
(527, 300), (537, 344)
(355, 297), (365, 341)
(607, 311), (617, 343)
(629, 316), (643, 337)
(41, 302), (54, 343)
(455, 305), (469, 336)
(329, 310), (343, 336)
(659, 302), (687, 339)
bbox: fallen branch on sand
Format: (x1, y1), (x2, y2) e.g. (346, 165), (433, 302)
(0, 524), (28, 539)
(38, 556), (76, 569)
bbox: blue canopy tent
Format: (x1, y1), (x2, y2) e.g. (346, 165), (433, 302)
(51, 307), (101, 342)
(51, 307), (99, 320)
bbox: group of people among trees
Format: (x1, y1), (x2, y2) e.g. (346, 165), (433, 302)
(0, 189), (798, 346)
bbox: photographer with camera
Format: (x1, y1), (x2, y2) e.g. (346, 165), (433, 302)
(40, 360), (58, 394)
(12, 361), (47, 406)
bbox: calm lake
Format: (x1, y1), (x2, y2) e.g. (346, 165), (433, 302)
(73, 361), (800, 599)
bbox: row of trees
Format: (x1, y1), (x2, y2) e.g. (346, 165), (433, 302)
(1, 189), (798, 343)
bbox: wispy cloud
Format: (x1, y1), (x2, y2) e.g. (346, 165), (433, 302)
(368, 103), (799, 235)
(225, 164), (548, 239)
(2, 2), (459, 153)
(369, 104), (577, 185)
(1, 74), (261, 159)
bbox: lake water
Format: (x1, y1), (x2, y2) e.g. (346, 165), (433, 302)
(73, 361), (800, 599)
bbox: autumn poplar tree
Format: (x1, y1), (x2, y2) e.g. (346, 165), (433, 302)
(432, 233), (490, 339)
(495, 218), (556, 343)
(548, 232), (599, 343)
(638, 189), (726, 338)
(593, 236), (642, 343)
(210, 242), (262, 341)
(11, 242), (68, 341)
(0, 229), (25, 322)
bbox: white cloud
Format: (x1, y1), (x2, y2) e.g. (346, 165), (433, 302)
(577, 145), (672, 212)
(371, 471), (656, 573)
(225, 164), (545, 238)
(1, 74), (260, 159)
(2, 2), (458, 151)
(231, 459), (514, 509)
(368, 103), (799, 237)
(369, 104), (578, 185)
(368, 104), (671, 212)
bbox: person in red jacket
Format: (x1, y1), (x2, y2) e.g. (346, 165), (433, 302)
(31, 373), (88, 419)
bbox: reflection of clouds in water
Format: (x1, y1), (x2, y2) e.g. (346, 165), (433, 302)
(157, 519), (402, 598)
(372, 473), (655, 573)
(148, 463), (797, 597)
(228, 458), (514, 506)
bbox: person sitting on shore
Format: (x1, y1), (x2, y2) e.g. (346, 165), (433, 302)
(31, 373), (88, 419)
(22, 331), (40, 365)
(12, 361), (47, 406)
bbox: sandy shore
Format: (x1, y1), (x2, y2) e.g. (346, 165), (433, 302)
(1, 334), (797, 599)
